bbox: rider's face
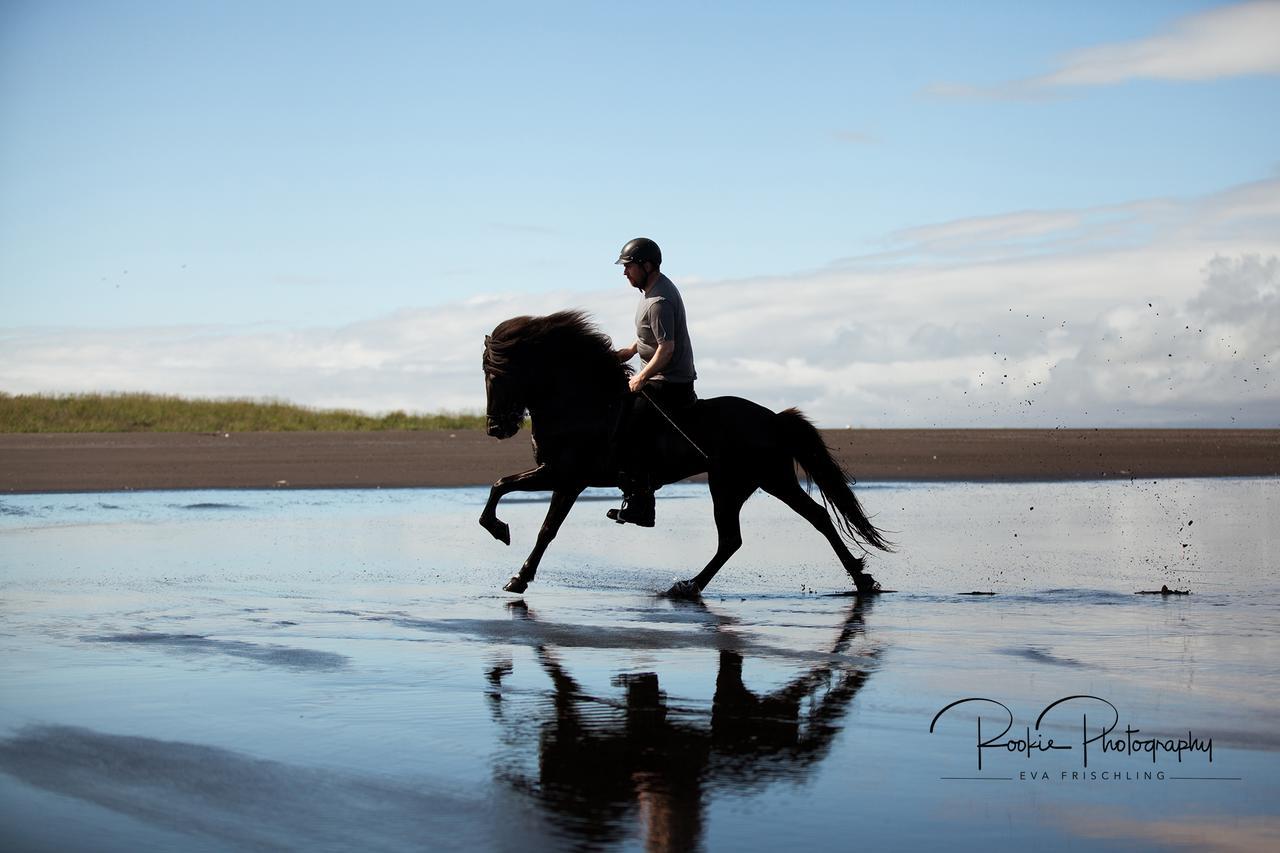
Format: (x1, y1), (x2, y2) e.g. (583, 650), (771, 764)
(623, 261), (649, 290)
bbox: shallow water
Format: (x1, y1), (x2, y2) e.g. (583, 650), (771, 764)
(1, 480), (1277, 852)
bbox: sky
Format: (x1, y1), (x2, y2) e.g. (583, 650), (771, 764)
(2, 0), (1278, 426)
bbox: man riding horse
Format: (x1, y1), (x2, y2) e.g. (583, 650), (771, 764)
(479, 249), (889, 596)
(610, 237), (697, 528)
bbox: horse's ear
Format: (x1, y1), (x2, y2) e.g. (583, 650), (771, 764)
(484, 334), (491, 343)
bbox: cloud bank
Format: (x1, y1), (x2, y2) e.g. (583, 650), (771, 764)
(3, 179), (1278, 427)
(929, 1), (1280, 99)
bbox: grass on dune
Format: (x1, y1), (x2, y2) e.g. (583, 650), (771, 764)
(0, 392), (486, 433)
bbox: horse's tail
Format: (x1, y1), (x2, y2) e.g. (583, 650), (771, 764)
(778, 408), (893, 553)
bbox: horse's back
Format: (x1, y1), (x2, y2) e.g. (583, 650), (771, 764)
(692, 395), (776, 420)
(687, 395), (790, 454)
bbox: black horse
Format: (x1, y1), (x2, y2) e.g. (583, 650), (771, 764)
(479, 310), (890, 596)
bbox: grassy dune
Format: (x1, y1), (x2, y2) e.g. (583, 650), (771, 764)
(0, 392), (486, 433)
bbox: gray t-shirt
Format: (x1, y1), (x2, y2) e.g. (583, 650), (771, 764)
(635, 273), (696, 383)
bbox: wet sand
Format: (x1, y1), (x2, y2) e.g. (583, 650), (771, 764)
(1, 429), (1276, 492)
(1, 481), (1277, 851)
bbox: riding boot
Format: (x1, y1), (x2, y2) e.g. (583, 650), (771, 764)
(608, 472), (655, 527)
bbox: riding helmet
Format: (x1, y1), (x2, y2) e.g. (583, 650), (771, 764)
(615, 237), (662, 266)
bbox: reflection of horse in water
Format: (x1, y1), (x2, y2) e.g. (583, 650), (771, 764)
(479, 311), (891, 597)
(486, 598), (878, 851)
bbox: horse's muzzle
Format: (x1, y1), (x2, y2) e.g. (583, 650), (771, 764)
(486, 418), (521, 439)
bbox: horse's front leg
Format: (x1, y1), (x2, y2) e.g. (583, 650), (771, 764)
(504, 487), (584, 594)
(479, 464), (554, 545)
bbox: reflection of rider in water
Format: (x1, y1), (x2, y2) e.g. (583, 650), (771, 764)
(486, 598), (877, 852)
(611, 237), (697, 528)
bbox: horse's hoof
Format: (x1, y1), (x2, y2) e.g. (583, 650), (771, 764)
(503, 576), (528, 594)
(853, 572), (881, 595)
(665, 579), (702, 600)
(480, 518), (511, 546)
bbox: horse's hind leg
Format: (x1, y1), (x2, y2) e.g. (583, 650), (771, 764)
(762, 471), (878, 593)
(672, 476), (754, 597)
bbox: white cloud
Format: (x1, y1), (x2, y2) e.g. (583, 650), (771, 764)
(1048, 255), (1278, 422)
(1041, 1), (1280, 86)
(929, 2), (1280, 98)
(3, 180), (1278, 427)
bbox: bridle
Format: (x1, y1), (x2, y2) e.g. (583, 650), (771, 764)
(483, 334), (525, 435)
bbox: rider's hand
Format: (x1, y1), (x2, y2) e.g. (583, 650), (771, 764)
(628, 375), (646, 394)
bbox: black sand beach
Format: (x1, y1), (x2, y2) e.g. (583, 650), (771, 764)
(2, 429), (1275, 492)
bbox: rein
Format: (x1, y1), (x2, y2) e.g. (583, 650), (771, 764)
(640, 388), (709, 461)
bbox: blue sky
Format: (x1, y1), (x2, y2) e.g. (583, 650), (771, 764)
(2, 1), (1278, 425)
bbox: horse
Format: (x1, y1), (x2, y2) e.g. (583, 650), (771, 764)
(479, 310), (891, 597)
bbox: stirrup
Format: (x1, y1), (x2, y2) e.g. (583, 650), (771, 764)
(607, 493), (655, 527)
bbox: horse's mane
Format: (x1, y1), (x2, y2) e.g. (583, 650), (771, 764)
(486, 310), (631, 395)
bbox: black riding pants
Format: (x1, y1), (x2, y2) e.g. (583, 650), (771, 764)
(619, 380), (696, 493)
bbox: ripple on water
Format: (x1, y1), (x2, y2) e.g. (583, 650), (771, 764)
(82, 632), (348, 671)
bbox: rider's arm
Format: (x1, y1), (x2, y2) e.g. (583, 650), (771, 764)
(629, 340), (674, 390)
(616, 341), (638, 361)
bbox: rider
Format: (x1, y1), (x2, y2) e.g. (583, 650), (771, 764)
(609, 237), (697, 527)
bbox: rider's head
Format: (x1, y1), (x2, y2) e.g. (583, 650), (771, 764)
(616, 237), (661, 290)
